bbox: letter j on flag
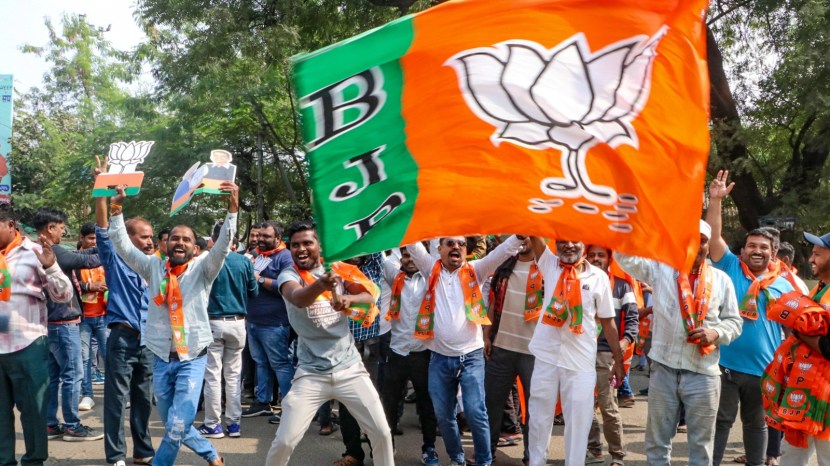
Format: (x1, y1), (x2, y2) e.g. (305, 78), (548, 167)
(292, 0), (711, 271)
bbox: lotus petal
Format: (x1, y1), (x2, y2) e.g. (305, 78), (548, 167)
(548, 124), (594, 150)
(453, 52), (526, 123)
(605, 28), (666, 121)
(122, 142), (136, 162)
(500, 122), (552, 146)
(584, 120), (634, 148)
(532, 41), (593, 124)
(583, 43), (633, 123)
(502, 44), (551, 123)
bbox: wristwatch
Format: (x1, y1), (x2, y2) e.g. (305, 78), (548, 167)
(258, 277), (266, 285)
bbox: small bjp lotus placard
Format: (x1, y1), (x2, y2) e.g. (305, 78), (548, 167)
(92, 141), (155, 197)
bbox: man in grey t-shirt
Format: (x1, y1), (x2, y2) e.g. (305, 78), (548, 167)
(264, 220), (393, 466)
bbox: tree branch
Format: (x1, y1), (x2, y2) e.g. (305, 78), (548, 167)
(707, 0), (752, 26)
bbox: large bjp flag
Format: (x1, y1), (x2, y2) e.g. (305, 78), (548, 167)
(292, 0), (710, 271)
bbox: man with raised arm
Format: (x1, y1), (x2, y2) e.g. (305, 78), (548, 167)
(616, 220), (742, 466)
(525, 238), (625, 466)
(108, 178), (238, 466)
(407, 235), (524, 466)
(482, 236), (540, 466)
(706, 170), (793, 466)
(92, 158), (156, 466)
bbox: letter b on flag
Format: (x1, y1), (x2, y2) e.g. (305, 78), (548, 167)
(301, 68), (386, 150)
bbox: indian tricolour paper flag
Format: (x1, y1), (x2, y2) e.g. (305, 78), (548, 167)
(292, 0), (711, 271)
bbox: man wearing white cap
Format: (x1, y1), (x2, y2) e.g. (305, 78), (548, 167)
(707, 171), (793, 466)
(615, 220), (742, 466)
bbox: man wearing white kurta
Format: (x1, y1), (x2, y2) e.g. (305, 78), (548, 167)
(526, 238), (624, 466)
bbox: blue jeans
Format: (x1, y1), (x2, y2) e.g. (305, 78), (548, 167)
(80, 316), (108, 397)
(429, 349), (491, 466)
(618, 371), (633, 398)
(246, 323), (294, 404)
(646, 361), (720, 466)
(47, 323), (83, 427)
(152, 355), (218, 466)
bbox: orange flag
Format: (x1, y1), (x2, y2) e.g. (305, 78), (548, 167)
(293, 0), (710, 271)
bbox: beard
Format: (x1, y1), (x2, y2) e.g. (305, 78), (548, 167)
(169, 251), (194, 266)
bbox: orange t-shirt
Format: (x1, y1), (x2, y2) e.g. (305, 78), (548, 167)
(79, 266), (107, 318)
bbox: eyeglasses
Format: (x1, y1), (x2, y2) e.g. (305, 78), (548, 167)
(444, 239), (467, 248)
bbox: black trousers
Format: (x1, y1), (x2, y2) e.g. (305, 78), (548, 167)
(381, 349), (437, 452)
(104, 325), (155, 463)
(484, 346), (535, 462)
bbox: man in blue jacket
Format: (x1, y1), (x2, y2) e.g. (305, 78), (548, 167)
(93, 161), (156, 466)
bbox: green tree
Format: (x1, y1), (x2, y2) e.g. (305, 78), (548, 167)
(133, 0), (406, 226)
(707, 0), (830, 237)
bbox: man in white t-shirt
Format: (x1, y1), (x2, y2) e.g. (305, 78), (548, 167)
(526, 238), (624, 466)
(408, 235), (523, 466)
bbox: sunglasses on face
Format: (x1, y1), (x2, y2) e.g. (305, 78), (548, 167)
(444, 239), (467, 248)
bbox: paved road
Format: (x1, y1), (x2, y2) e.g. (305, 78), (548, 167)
(17, 362), (818, 465)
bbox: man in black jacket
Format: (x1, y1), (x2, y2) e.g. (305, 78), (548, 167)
(35, 208), (105, 441)
(584, 245), (639, 465)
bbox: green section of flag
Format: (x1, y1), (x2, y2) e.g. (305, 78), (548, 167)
(292, 16), (419, 262)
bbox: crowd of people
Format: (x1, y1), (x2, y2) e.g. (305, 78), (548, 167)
(0, 165), (829, 466)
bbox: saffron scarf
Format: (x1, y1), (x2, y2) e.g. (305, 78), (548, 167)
(293, 262), (381, 328)
(739, 260), (779, 320)
(387, 271), (407, 320)
(0, 231), (24, 301)
(414, 260), (489, 340)
(676, 262), (714, 355)
(524, 262), (543, 322)
(541, 259), (584, 334)
(79, 266), (108, 317)
(153, 260), (190, 357)
(256, 242), (286, 257)
(762, 290), (830, 447)
(775, 260), (803, 293)
(809, 282), (830, 306)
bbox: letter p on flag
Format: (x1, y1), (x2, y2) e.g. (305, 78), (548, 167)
(292, 0), (711, 271)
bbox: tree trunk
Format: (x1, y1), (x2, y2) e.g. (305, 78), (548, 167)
(707, 25), (767, 231)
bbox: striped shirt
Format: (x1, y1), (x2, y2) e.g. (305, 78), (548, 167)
(0, 237), (73, 354)
(492, 259), (538, 355)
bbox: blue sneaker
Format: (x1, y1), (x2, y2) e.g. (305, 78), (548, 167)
(197, 424), (224, 439)
(92, 371), (105, 385)
(227, 423), (241, 438)
(422, 447), (440, 466)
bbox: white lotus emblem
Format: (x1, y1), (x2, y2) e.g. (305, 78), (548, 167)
(107, 141), (155, 174)
(447, 28), (667, 206)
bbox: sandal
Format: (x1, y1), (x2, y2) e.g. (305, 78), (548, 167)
(319, 423), (338, 436)
(332, 455), (363, 466)
(497, 437), (518, 447)
(766, 456), (780, 466)
(733, 455), (747, 463)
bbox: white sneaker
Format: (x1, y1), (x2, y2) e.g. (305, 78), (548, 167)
(112, 461), (126, 466)
(78, 396), (95, 411)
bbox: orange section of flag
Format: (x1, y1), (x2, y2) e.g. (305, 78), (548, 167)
(400, 0), (709, 271)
